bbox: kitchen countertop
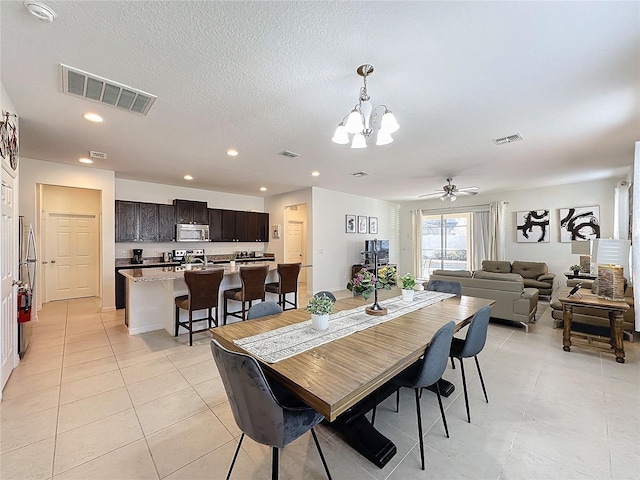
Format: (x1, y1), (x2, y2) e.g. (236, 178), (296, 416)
(115, 255), (274, 268)
(119, 262), (277, 282)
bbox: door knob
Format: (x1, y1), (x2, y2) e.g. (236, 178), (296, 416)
(50, 260), (56, 264)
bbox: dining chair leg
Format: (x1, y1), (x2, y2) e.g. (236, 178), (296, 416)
(311, 428), (332, 480)
(188, 311), (193, 347)
(435, 382), (449, 438)
(474, 355), (489, 403)
(223, 297), (228, 325)
(450, 357), (455, 369)
(459, 358), (471, 423)
(226, 433), (244, 480)
(414, 388), (425, 470)
(271, 446), (279, 480)
(396, 387), (400, 413)
(174, 306), (179, 337)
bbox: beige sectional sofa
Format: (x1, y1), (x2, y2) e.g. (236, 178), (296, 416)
(482, 261), (556, 297)
(428, 269), (539, 331)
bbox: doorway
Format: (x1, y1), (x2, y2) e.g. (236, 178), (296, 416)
(284, 203), (308, 287)
(40, 185), (101, 303)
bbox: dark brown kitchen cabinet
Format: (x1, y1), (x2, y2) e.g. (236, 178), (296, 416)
(138, 203), (158, 241)
(256, 212), (269, 242)
(115, 200), (138, 242)
(173, 199), (208, 225)
(157, 204), (175, 241)
(208, 208), (269, 242)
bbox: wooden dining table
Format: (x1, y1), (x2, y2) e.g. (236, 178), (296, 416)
(210, 289), (493, 466)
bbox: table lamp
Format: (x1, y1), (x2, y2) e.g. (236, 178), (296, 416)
(571, 240), (592, 274)
(591, 239), (630, 300)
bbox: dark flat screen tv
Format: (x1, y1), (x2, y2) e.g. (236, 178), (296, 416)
(365, 240), (389, 252)
(364, 240), (389, 264)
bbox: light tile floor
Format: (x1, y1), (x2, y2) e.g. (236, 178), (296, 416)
(1, 293), (638, 479)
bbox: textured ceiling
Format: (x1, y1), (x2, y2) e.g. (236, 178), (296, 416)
(1, 1), (638, 201)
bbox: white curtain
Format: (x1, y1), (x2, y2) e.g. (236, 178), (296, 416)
(489, 201), (507, 261)
(472, 211), (490, 271)
(411, 210), (422, 277)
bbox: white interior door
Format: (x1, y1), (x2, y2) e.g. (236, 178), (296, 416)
(1, 168), (18, 392)
(286, 221), (306, 283)
(44, 213), (99, 301)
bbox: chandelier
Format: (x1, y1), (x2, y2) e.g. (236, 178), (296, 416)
(332, 64), (399, 148)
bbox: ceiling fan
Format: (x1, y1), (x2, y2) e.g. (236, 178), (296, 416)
(419, 178), (479, 202)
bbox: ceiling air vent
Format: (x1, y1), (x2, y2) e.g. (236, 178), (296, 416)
(61, 64), (157, 115)
(352, 171), (371, 177)
(492, 133), (523, 145)
(279, 150), (300, 158)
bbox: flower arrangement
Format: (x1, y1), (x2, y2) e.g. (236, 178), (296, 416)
(377, 266), (397, 289)
(347, 268), (377, 300)
(570, 264), (581, 273)
(305, 294), (334, 315)
(347, 266), (398, 300)
(400, 273), (416, 290)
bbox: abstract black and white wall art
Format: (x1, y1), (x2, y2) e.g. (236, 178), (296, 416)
(516, 210), (550, 242)
(559, 206), (600, 242)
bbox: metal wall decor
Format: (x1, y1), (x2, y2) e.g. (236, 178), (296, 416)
(516, 209), (550, 243)
(559, 206), (600, 242)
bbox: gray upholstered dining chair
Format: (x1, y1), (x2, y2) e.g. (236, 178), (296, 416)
(449, 305), (491, 423)
(210, 339), (332, 480)
(426, 279), (463, 296)
(246, 301), (282, 320)
(313, 291), (336, 301)
(371, 321), (455, 470)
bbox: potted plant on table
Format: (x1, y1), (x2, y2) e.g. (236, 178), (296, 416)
(305, 293), (334, 331)
(400, 273), (416, 301)
(347, 268), (377, 300)
(570, 264), (581, 276)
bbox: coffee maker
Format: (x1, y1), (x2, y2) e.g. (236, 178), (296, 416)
(132, 249), (143, 264)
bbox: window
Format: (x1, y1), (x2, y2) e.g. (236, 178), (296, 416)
(421, 213), (471, 278)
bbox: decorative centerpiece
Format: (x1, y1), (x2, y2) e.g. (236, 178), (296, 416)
(347, 240), (396, 316)
(400, 273), (416, 301)
(570, 264), (581, 276)
(305, 293), (334, 331)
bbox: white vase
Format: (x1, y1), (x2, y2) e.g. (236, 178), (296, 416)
(402, 289), (414, 301)
(311, 313), (329, 331)
(185, 264), (193, 270)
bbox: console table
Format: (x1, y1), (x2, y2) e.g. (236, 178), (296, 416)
(563, 272), (597, 280)
(558, 289), (629, 363)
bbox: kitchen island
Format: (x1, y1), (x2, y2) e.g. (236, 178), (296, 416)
(119, 263), (278, 335)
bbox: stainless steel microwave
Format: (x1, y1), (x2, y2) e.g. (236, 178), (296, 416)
(176, 224), (210, 242)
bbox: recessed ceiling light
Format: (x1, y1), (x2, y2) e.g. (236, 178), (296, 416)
(83, 113), (103, 123)
(227, 149), (238, 157)
(311, 171), (320, 177)
(184, 175), (193, 180)
(79, 157), (93, 164)
(260, 187), (267, 192)
(24, 1), (57, 22)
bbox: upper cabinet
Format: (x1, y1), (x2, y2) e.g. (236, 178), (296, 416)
(157, 204), (175, 241)
(209, 208), (269, 242)
(173, 199), (208, 225)
(115, 200), (139, 242)
(138, 202), (159, 241)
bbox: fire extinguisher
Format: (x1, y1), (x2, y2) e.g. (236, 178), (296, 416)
(17, 287), (32, 323)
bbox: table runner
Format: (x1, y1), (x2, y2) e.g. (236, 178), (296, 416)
(235, 290), (453, 363)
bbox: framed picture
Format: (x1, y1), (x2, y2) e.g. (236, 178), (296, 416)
(559, 206), (600, 242)
(358, 216), (368, 234)
(369, 216), (378, 234)
(345, 215), (356, 233)
(516, 209), (549, 243)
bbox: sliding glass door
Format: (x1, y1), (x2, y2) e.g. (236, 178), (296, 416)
(421, 213), (471, 278)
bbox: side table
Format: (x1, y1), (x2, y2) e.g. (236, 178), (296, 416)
(558, 289), (630, 363)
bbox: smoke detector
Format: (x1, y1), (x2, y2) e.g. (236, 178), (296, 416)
(24, 1), (57, 22)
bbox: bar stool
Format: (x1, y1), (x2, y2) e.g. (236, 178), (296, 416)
(223, 265), (269, 324)
(175, 268), (224, 346)
(265, 262), (301, 311)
